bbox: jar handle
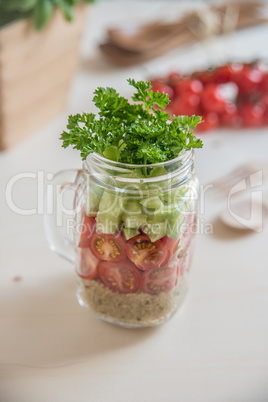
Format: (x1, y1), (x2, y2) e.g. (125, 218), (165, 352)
(44, 169), (84, 264)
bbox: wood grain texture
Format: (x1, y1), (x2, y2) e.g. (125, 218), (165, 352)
(0, 4), (88, 150)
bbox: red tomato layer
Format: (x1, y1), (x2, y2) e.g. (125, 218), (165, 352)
(89, 233), (126, 263)
(141, 264), (178, 295)
(77, 248), (98, 280)
(126, 234), (170, 271)
(78, 216), (96, 248)
(98, 260), (141, 294)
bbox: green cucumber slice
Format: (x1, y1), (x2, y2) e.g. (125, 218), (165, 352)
(139, 196), (164, 211)
(123, 227), (139, 240)
(153, 205), (182, 221)
(96, 214), (121, 234)
(144, 221), (167, 242)
(124, 214), (147, 229)
(86, 189), (101, 217)
(98, 191), (123, 216)
(166, 216), (185, 239)
(123, 200), (142, 216)
(96, 190), (123, 233)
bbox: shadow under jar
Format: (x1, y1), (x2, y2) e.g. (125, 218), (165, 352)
(46, 150), (199, 328)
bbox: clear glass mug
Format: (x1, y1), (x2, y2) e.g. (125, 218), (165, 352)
(45, 150), (199, 328)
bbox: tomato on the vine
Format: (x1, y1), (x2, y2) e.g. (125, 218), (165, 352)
(220, 102), (240, 126)
(89, 233), (126, 263)
(98, 260), (141, 294)
(167, 71), (182, 86)
(197, 112), (219, 132)
(77, 248), (98, 280)
(235, 65), (263, 95)
(263, 107), (268, 125)
(192, 70), (216, 85)
(141, 264), (178, 295)
(261, 73), (268, 93)
(201, 84), (226, 113)
(215, 63), (242, 84)
(172, 93), (200, 116)
(78, 216), (96, 248)
(174, 79), (203, 96)
(126, 234), (169, 271)
(151, 79), (174, 99)
(239, 102), (264, 127)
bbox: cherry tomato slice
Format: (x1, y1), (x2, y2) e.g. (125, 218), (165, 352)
(78, 216), (96, 248)
(77, 248), (98, 280)
(162, 236), (179, 254)
(126, 234), (169, 271)
(141, 265), (177, 295)
(98, 260), (141, 294)
(89, 233), (126, 263)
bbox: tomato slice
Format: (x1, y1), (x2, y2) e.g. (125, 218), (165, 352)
(77, 248), (98, 279)
(141, 265), (177, 295)
(98, 260), (141, 294)
(89, 233), (126, 263)
(162, 236), (179, 254)
(126, 234), (169, 271)
(78, 216), (96, 248)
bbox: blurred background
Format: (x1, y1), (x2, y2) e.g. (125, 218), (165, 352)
(1, 1), (268, 401)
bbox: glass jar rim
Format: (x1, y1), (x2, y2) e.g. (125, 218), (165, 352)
(85, 149), (192, 169)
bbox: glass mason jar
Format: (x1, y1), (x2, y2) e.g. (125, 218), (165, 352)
(45, 149), (199, 328)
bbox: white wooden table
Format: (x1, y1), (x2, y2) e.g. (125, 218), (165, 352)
(1, 2), (268, 401)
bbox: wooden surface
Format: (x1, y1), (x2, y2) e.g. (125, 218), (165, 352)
(0, 1), (268, 401)
(0, 4), (87, 150)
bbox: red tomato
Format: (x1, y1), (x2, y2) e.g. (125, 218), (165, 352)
(167, 71), (182, 86)
(235, 65), (262, 95)
(215, 63), (243, 84)
(192, 70), (216, 85)
(174, 79), (203, 96)
(263, 108), (268, 125)
(239, 102), (264, 127)
(258, 94), (268, 125)
(201, 84), (226, 113)
(260, 93), (268, 109)
(126, 234), (169, 271)
(98, 260), (141, 294)
(197, 112), (219, 132)
(162, 236), (179, 254)
(78, 216), (96, 248)
(151, 79), (174, 99)
(220, 102), (240, 126)
(89, 233), (126, 263)
(261, 73), (268, 92)
(77, 248), (98, 280)
(172, 93), (200, 116)
(141, 265), (177, 295)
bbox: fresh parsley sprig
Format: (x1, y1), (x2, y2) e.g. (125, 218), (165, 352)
(60, 79), (203, 164)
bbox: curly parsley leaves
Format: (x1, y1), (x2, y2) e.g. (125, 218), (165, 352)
(60, 79), (203, 164)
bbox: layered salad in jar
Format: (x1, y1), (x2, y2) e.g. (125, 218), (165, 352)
(61, 79), (202, 327)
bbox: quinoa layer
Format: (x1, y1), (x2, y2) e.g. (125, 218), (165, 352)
(76, 277), (188, 327)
